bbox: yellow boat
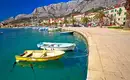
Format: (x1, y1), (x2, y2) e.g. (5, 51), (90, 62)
(15, 50), (65, 62)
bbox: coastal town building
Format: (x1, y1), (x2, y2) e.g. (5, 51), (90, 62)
(85, 12), (97, 25)
(40, 17), (64, 26)
(41, 20), (49, 24)
(104, 6), (126, 26)
(73, 13), (85, 21)
(49, 18), (55, 24)
(55, 18), (64, 24)
(104, 0), (126, 26)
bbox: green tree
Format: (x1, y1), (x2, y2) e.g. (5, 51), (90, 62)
(94, 11), (105, 28)
(70, 16), (76, 26)
(117, 8), (122, 16)
(62, 18), (69, 27)
(63, 18), (69, 24)
(54, 21), (58, 27)
(81, 17), (90, 25)
(124, 0), (130, 29)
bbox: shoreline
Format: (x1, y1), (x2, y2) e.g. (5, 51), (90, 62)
(62, 27), (91, 80)
(63, 27), (130, 80)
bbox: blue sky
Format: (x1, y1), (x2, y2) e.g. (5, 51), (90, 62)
(0, 0), (70, 21)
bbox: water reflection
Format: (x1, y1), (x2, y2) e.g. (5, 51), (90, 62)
(0, 28), (88, 80)
(16, 60), (64, 69)
(16, 55), (87, 70)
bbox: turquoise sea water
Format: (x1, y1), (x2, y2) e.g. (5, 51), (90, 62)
(0, 28), (88, 80)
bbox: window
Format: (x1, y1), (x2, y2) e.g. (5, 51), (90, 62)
(111, 10), (114, 12)
(118, 18), (120, 21)
(114, 14), (116, 16)
(123, 22), (125, 26)
(124, 18), (126, 20)
(105, 11), (109, 14)
(115, 9), (117, 12)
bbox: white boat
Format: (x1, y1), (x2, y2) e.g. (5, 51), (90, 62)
(39, 27), (48, 31)
(37, 42), (76, 51)
(24, 27), (31, 29)
(48, 28), (61, 32)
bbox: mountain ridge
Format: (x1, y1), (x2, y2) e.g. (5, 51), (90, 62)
(1, 0), (119, 24)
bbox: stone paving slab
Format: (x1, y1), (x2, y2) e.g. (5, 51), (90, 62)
(63, 27), (130, 80)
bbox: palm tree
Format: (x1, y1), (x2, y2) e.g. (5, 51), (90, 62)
(70, 16), (76, 27)
(124, 0), (130, 29)
(54, 21), (58, 27)
(94, 11), (105, 28)
(81, 17), (90, 26)
(63, 18), (69, 27)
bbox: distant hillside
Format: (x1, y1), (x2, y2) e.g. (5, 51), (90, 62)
(1, 0), (119, 24)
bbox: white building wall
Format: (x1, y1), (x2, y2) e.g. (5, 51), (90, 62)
(73, 14), (84, 21)
(104, 6), (126, 26)
(115, 7), (126, 25)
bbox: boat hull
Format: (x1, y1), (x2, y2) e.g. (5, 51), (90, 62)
(37, 42), (76, 51)
(40, 46), (75, 51)
(60, 31), (73, 35)
(0, 32), (3, 34)
(15, 50), (65, 62)
(15, 54), (63, 62)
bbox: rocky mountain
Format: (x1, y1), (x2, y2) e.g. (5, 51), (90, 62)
(2, 0), (120, 23)
(15, 14), (32, 20)
(1, 17), (15, 24)
(29, 0), (119, 18)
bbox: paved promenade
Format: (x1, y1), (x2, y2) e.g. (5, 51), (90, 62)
(63, 27), (130, 80)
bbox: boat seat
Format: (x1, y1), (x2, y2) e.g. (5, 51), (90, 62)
(22, 52), (32, 57)
(26, 53), (33, 57)
(31, 50), (46, 58)
(31, 53), (43, 58)
(33, 50), (43, 53)
(40, 52), (47, 58)
(40, 51), (55, 57)
(46, 52), (55, 57)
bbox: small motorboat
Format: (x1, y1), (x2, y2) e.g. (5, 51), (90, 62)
(48, 28), (61, 32)
(39, 27), (48, 31)
(0, 32), (3, 34)
(37, 42), (76, 51)
(60, 31), (73, 35)
(15, 50), (65, 62)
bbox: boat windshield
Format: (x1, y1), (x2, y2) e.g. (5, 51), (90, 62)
(44, 44), (49, 46)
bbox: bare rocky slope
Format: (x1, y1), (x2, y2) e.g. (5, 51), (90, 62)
(2, 0), (119, 23)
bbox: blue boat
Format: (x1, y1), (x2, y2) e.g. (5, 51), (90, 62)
(39, 27), (48, 31)
(0, 32), (3, 34)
